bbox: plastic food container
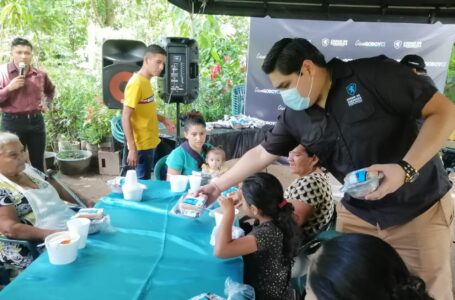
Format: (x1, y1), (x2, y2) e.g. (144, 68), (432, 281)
(171, 193), (208, 218)
(340, 169), (384, 199)
(107, 177), (123, 194)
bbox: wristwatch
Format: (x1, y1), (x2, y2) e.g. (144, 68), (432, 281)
(397, 160), (419, 183)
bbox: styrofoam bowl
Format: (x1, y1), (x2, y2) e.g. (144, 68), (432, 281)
(122, 183), (146, 201)
(45, 231), (80, 265)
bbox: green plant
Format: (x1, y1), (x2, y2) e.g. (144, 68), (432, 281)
(80, 98), (118, 145)
(56, 150), (86, 160)
(43, 67), (101, 149)
(444, 45), (455, 103)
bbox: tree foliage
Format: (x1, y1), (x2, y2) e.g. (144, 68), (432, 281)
(0, 0), (249, 145)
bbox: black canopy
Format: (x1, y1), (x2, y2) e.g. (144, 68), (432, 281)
(168, 0), (455, 24)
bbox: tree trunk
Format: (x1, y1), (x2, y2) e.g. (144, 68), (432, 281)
(105, 0), (115, 27)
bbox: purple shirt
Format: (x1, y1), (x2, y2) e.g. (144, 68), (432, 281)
(0, 62), (55, 114)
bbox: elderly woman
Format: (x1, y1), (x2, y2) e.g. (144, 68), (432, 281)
(285, 144), (335, 243)
(0, 132), (74, 269)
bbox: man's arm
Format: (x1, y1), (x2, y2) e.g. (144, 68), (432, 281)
(43, 73), (55, 100)
(366, 92), (455, 200)
(404, 92), (455, 170)
(157, 114), (175, 133)
(199, 145), (278, 202)
(122, 106), (138, 166)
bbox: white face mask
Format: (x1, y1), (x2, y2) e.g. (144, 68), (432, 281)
(280, 73), (313, 111)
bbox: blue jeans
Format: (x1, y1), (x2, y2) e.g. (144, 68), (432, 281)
(136, 148), (156, 180)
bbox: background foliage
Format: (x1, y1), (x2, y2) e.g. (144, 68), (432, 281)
(0, 0), (248, 147)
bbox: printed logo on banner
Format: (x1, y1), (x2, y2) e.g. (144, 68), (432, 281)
(394, 40), (403, 49)
(254, 87), (280, 95)
(355, 40), (386, 48)
(403, 41), (422, 49)
(394, 40), (422, 49)
(345, 83), (363, 107)
(321, 38), (348, 47)
(322, 38), (330, 47)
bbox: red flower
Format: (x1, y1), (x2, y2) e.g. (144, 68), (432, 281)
(210, 64), (221, 79)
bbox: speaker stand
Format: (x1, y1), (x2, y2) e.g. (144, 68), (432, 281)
(175, 101), (181, 147)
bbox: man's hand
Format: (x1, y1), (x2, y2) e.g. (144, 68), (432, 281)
(364, 164), (406, 200)
(127, 148), (138, 166)
(197, 182), (221, 205)
(163, 118), (176, 133)
(7, 76), (25, 91)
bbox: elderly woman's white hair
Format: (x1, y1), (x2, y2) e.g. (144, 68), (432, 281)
(0, 132), (20, 152)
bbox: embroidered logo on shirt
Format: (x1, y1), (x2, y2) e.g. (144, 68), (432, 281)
(346, 83), (357, 96)
(345, 83), (363, 107)
(139, 96), (155, 104)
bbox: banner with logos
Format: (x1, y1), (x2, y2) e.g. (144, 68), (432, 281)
(246, 17), (455, 121)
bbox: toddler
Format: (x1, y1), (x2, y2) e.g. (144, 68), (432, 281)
(202, 147), (228, 177)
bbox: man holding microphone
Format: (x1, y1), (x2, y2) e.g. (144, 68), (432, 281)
(0, 37), (55, 171)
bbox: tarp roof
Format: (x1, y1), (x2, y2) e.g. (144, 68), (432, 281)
(168, 0), (455, 24)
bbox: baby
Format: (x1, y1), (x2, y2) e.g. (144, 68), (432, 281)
(202, 147), (228, 178)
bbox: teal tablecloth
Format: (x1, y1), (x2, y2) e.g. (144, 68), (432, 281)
(0, 180), (243, 300)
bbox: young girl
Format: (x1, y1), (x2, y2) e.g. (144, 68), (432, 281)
(166, 111), (211, 179)
(201, 147), (228, 178)
(214, 172), (299, 300)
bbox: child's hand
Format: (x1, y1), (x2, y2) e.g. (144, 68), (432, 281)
(227, 190), (242, 207)
(218, 196), (235, 214)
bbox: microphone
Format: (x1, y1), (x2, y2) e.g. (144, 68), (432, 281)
(18, 62), (25, 76)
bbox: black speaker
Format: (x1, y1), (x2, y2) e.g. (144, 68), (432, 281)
(158, 37), (199, 104)
(102, 40), (147, 109)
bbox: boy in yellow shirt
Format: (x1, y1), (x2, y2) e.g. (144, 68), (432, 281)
(122, 44), (175, 179)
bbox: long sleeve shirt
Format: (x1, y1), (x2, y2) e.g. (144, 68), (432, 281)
(0, 62), (55, 113)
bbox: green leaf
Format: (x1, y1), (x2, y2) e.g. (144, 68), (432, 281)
(210, 49), (221, 63)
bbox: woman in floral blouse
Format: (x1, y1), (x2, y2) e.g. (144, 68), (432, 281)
(0, 132), (74, 269)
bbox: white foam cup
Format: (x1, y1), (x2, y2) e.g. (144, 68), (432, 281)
(212, 207), (239, 226)
(188, 175), (202, 193)
(169, 175), (189, 192)
(66, 218), (90, 249)
(45, 231), (80, 265)
(125, 170), (138, 185)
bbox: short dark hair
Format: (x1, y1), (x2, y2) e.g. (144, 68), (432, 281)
(262, 38), (326, 75)
(308, 234), (433, 300)
(144, 44), (166, 57)
(182, 110), (206, 132)
(11, 37), (33, 50)
(400, 54), (427, 73)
